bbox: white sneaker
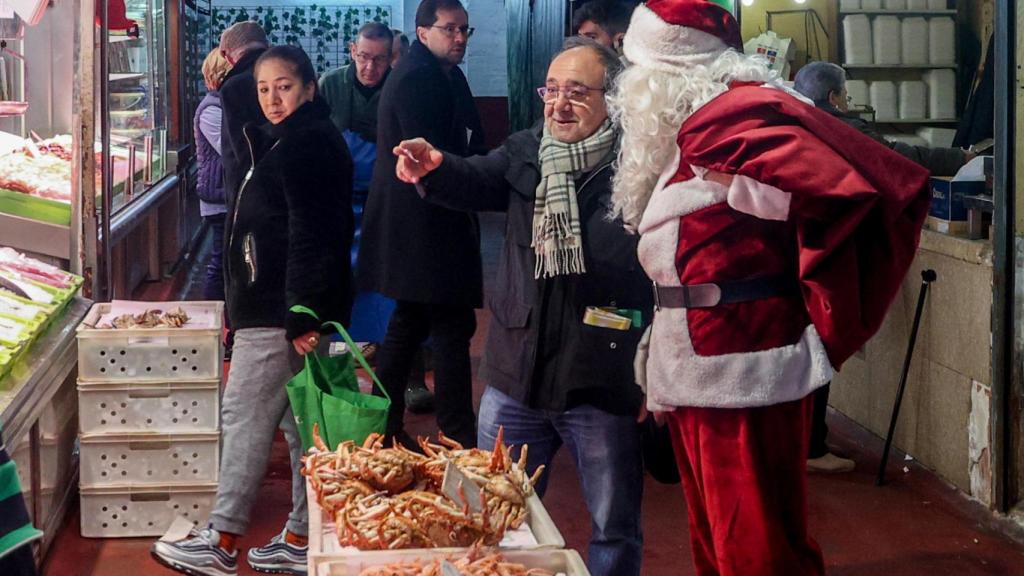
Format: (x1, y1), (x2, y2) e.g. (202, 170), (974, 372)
(246, 529), (307, 575)
(151, 527), (238, 576)
(807, 452), (856, 474)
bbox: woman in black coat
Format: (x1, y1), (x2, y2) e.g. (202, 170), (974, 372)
(152, 45), (353, 576)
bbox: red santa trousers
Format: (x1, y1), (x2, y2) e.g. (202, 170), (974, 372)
(667, 395), (825, 576)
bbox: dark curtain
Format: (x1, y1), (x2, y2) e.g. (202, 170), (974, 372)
(506, 0), (565, 132)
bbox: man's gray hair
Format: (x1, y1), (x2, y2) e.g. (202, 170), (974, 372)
(219, 21), (269, 54)
(556, 36), (624, 91)
(793, 61), (846, 106)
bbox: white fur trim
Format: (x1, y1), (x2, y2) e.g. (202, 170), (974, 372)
(726, 174), (791, 221)
(644, 307), (834, 409)
(637, 168), (831, 409)
(638, 156), (729, 237)
(623, 4), (728, 74)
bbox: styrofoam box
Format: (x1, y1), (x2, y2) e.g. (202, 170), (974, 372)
(907, 0), (928, 8)
(847, 80), (870, 108)
(883, 0), (905, 9)
(316, 549), (590, 576)
(839, 0), (860, 9)
(861, 0), (882, 8)
(79, 432), (219, 486)
(80, 483), (217, 538)
(901, 17), (929, 64)
(899, 81), (928, 119)
(917, 126), (957, 147)
(870, 80), (899, 120)
(927, 0), (947, 9)
(872, 16), (902, 65)
(77, 301), (223, 382)
(78, 379), (220, 435)
(308, 480), (566, 575)
(843, 15), (873, 65)
(923, 69), (957, 119)
(929, 17), (956, 64)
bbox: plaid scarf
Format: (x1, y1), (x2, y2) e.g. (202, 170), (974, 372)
(533, 120), (617, 278)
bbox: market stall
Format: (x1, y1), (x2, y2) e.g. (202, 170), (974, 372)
(0, 0), (200, 565)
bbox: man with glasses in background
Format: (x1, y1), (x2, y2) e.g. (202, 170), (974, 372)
(390, 37), (646, 576)
(321, 23), (434, 414)
(359, 0), (485, 449)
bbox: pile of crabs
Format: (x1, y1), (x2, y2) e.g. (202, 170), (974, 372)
(303, 424), (544, 550)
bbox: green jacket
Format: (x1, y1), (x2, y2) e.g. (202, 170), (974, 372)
(318, 64), (386, 143)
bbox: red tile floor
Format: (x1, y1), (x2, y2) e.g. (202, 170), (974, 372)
(44, 215), (1024, 575)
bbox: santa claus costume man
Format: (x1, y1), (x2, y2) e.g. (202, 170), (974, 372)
(609, 1), (932, 574)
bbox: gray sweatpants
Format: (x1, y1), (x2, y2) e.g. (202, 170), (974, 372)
(210, 328), (308, 537)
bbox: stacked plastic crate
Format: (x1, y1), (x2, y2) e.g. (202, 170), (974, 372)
(76, 301), (223, 538)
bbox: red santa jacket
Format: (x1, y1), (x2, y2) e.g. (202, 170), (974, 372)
(638, 83), (930, 410)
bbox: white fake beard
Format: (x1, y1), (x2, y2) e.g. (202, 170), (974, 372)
(607, 50), (775, 232)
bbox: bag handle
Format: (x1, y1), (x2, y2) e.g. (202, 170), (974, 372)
(289, 305), (391, 402)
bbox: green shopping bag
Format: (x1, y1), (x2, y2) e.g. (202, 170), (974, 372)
(286, 306), (391, 451)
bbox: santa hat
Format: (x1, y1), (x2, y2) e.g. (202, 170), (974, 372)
(623, 0), (743, 72)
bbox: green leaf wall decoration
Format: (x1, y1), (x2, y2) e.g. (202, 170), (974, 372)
(211, 3), (393, 75)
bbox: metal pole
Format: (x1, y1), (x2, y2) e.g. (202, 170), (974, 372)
(101, 0), (113, 301)
(991, 0), (1015, 514)
(877, 269), (937, 486)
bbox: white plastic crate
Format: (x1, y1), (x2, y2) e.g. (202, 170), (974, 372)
(78, 379), (220, 434)
(308, 479), (566, 576)
(80, 483), (217, 538)
(316, 549), (590, 576)
(79, 432), (219, 486)
(76, 301), (223, 382)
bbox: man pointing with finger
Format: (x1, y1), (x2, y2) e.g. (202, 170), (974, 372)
(394, 37), (650, 576)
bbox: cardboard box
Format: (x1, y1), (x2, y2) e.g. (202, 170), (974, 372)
(925, 215), (969, 237)
(929, 177), (985, 221)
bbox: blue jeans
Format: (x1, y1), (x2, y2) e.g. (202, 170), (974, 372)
(478, 386), (643, 576)
(202, 213), (226, 301)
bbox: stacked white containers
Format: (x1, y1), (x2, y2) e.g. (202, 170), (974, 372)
(77, 301), (224, 538)
(839, 3), (958, 123)
(901, 17), (929, 64)
(870, 81), (899, 120)
(899, 81), (928, 119)
(872, 16), (902, 65)
(923, 69), (957, 119)
(928, 17), (956, 64)
(846, 80), (871, 109)
(843, 15), (874, 65)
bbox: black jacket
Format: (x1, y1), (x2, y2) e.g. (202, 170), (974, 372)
(225, 98), (354, 340)
(825, 104), (967, 176)
(220, 48), (267, 204)
(420, 126), (651, 415)
(358, 41), (487, 307)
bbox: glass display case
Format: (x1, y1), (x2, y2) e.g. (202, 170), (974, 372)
(105, 0), (172, 212)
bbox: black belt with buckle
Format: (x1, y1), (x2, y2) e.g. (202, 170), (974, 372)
(653, 275), (799, 310)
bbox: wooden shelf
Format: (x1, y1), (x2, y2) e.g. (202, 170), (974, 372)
(874, 118), (960, 124)
(840, 9), (957, 16)
(842, 64), (957, 69)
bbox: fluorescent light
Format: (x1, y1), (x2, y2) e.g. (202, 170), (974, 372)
(742, 0), (754, 5)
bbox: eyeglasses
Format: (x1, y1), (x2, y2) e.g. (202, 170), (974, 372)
(536, 84), (605, 104)
(353, 52), (390, 67)
(430, 25), (475, 38)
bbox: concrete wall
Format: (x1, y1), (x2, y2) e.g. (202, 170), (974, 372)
(831, 230), (994, 504)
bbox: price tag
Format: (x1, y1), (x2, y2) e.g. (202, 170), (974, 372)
(158, 516), (195, 543)
(440, 560), (464, 576)
(441, 461), (482, 514)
